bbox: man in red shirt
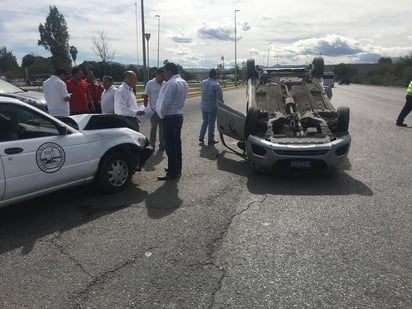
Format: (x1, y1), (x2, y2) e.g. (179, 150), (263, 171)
(85, 70), (103, 113)
(66, 67), (94, 114)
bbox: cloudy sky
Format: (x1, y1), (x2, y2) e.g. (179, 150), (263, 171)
(1, 0), (411, 69)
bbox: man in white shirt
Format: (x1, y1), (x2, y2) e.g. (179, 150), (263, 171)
(101, 75), (117, 113)
(42, 69), (70, 117)
(156, 63), (189, 180)
(114, 71), (141, 130)
(143, 69), (165, 150)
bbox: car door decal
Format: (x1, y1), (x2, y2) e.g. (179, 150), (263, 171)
(36, 142), (66, 173)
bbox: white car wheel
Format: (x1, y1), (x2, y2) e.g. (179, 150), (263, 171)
(107, 159), (129, 187)
(96, 151), (132, 193)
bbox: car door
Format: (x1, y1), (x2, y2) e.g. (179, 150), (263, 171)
(216, 101), (246, 141)
(0, 103), (92, 202)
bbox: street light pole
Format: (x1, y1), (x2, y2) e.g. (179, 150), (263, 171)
(145, 33), (151, 79)
(134, 1), (139, 69)
(155, 14), (160, 68)
(234, 9), (240, 85)
(140, 0), (147, 84)
(267, 43), (271, 67)
(220, 56), (224, 81)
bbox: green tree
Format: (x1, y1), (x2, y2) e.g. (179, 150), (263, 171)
(333, 63), (357, 80)
(378, 57), (393, 64)
(21, 54), (36, 69)
(38, 5), (71, 70)
(0, 46), (20, 77)
(21, 54), (53, 78)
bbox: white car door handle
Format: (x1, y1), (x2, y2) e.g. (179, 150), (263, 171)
(4, 147), (23, 155)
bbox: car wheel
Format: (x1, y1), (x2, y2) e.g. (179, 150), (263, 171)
(336, 106), (350, 133)
(244, 106), (259, 139)
(96, 151), (132, 193)
(312, 57), (324, 78)
(247, 59), (258, 79)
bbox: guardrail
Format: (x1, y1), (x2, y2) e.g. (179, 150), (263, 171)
(21, 83), (244, 104)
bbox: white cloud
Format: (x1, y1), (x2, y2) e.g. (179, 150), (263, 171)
(1, 0), (411, 69)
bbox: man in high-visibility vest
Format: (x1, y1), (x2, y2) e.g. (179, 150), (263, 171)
(396, 80), (412, 127)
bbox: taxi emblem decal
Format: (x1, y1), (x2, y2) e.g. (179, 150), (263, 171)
(36, 142), (66, 173)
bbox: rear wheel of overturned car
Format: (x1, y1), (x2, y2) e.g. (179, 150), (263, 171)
(336, 106), (350, 133)
(312, 56), (325, 78)
(244, 106), (259, 139)
(96, 151), (132, 193)
(246, 59), (258, 79)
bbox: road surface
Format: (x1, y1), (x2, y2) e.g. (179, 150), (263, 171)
(0, 84), (411, 308)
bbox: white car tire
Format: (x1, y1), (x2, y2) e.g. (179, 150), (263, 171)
(96, 151), (132, 193)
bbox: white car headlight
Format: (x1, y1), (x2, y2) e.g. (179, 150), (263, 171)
(135, 136), (148, 147)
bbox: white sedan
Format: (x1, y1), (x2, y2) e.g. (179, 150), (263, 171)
(0, 97), (153, 208)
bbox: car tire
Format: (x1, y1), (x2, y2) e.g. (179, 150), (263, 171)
(336, 106), (350, 133)
(95, 151), (132, 193)
(312, 57), (325, 78)
(247, 59), (258, 79)
(244, 106), (259, 139)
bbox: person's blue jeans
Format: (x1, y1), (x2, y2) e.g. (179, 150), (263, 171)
(162, 115), (183, 177)
(199, 109), (217, 144)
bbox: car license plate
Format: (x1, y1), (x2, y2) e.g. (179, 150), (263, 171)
(290, 161), (311, 168)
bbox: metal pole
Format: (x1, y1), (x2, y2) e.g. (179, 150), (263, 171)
(267, 43), (271, 67)
(220, 56), (224, 81)
(135, 1), (139, 68)
(145, 33), (151, 79)
(140, 0), (147, 84)
(155, 15), (160, 68)
(234, 9), (240, 85)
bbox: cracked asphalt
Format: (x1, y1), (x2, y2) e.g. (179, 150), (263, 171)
(0, 85), (411, 308)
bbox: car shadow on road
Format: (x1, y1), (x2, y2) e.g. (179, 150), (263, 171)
(199, 144), (220, 160)
(216, 150), (373, 196)
(145, 180), (182, 219)
(0, 184), (148, 255)
(143, 149), (165, 171)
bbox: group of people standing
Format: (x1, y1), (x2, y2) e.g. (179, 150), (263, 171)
(42, 67), (114, 117)
(42, 63), (224, 181)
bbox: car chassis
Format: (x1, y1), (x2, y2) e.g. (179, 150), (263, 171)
(217, 57), (351, 173)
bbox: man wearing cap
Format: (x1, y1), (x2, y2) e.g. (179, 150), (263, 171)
(42, 68), (71, 117)
(156, 63), (189, 180)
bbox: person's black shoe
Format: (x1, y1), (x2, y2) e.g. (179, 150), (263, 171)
(396, 122), (407, 127)
(208, 140), (219, 145)
(199, 139), (205, 146)
(157, 174), (179, 181)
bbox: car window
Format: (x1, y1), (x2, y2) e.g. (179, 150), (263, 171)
(0, 104), (60, 141)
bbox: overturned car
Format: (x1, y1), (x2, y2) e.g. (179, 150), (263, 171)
(217, 57), (351, 173)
